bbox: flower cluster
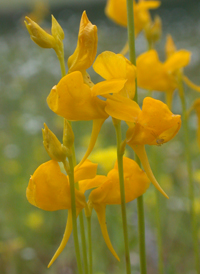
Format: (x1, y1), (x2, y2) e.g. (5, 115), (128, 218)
(24, 2), (186, 270)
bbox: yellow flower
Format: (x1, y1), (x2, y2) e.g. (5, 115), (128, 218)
(27, 159), (98, 266)
(137, 49), (190, 93)
(137, 36), (200, 108)
(105, 0), (160, 36)
(47, 70), (126, 165)
(88, 157), (150, 260)
(67, 11), (97, 86)
(93, 51), (137, 99)
(105, 95), (181, 198)
(165, 35), (200, 93)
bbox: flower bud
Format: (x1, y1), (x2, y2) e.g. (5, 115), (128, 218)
(63, 119), (74, 149)
(42, 123), (68, 162)
(24, 16), (56, 48)
(51, 15), (64, 42)
(144, 15), (162, 46)
(67, 11), (97, 73)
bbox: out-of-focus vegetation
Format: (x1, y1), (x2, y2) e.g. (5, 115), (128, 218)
(1, 1), (200, 274)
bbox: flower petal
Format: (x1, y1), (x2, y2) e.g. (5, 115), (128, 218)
(74, 159), (98, 183)
(92, 79), (126, 96)
(47, 71), (108, 121)
(164, 50), (191, 72)
(92, 203), (120, 261)
(105, 94), (141, 122)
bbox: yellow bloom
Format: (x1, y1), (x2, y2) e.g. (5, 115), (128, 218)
(105, 0), (160, 36)
(105, 95), (181, 198)
(88, 157), (150, 260)
(47, 71), (126, 165)
(68, 11), (97, 74)
(27, 159), (98, 266)
(165, 35), (200, 93)
(137, 49), (190, 93)
(47, 71), (109, 121)
(27, 160), (85, 211)
(93, 51), (136, 99)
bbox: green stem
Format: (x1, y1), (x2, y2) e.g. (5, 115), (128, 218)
(114, 119), (131, 274)
(79, 212), (89, 274)
(64, 157), (83, 274)
(155, 189), (164, 274)
(58, 55), (66, 77)
(126, 0), (137, 103)
(126, 0), (147, 273)
(137, 196), (147, 274)
(178, 75), (200, 274)
(87, 216), (93, 274)
(58, 49), (88, 272)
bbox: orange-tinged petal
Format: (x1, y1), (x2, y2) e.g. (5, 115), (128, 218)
(47, 71), (108, 121)
(93, 51), (136, 99)
(164, 50), (191, 72)
(92, 203), (120, 261)
(105, 94), (141, 122)
(26, 160), (86, 211)
(74, 159), (97, 183)
(137, 50), (176, 92)
(68, 11), (97, 72)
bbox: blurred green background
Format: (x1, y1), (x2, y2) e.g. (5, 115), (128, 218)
(1, 0), (200, 273)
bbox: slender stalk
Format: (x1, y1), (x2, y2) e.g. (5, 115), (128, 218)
(58, 52), (88, 273)
(64, 157), (83, 274)
(87, 216), (93, 274)
(126, 0), (137, 103)
(79, 212), (88, 274)
(113, 119), (131, 274)
(137, 196), (147, 274)
(155, 189), (164, 274)
(126, 0), (147, 273)
(178, 74), (200, 274)
(58, 55), (66, 77)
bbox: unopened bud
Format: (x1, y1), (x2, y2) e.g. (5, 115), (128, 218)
(24, 15), (65, 59)
(63, 119), (74, 149)
(145, 15), (162, 46)
(42, 123), (68, 162)
(51, 15), (64, 42)
(24, 16), (55, 48)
